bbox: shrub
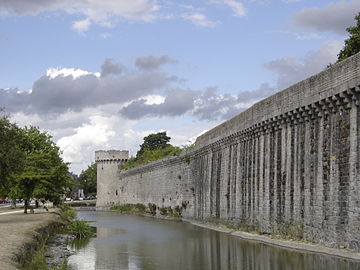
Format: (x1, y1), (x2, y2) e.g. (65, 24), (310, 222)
(121, 145), (181, 170)
(135, 203), (146, 212)
(148, 203), (157, 215)
(159, 207), (168, 216)
(68, 220), (94, 239)
(58, 208), (76, 223)
(181, 201), (188, 209)
(174, 205), (182, 215)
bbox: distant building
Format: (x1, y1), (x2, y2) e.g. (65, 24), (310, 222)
(68, 172), (84, 198)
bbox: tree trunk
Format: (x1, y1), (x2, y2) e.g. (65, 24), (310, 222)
(35, 200), (39, 208)
(24, 199), (28, 214)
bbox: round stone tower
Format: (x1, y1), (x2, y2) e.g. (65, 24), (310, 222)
(95, 150), (129, 210)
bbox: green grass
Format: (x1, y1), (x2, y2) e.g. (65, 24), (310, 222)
(276, 221), (304, 240)
(57, 203), (95, 239)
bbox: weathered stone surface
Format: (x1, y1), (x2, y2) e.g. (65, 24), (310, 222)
(97, 52), (360, 251)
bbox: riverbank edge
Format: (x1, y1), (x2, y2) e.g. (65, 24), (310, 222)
(12, 214), (64, 269)
(183, 219), (360, 262)
(97, 208), (360, 261)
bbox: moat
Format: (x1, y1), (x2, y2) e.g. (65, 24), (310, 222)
(68, 211), (360, 270)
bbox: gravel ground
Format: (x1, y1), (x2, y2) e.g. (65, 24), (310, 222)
(46, 234), (75, 267)
(0, 209), (59, 270)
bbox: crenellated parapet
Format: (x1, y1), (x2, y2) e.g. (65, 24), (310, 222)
(195, 53), (360, 149)
(191, 83), (360, 156)
(95, 150), (129, 164)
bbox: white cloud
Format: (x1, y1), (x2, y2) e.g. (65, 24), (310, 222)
(0, 59), (176, 115)
(182, 13), (218, 27)
(292, 0), (360, 35)
(46, 67), (100, 79)
(57, 115), (116, 163)
(1, 0), (159, 32)
(2, 51), (303, 174)
(223, 0), (246, 17)
(143, 95), (166, 105)
(265, 40), (342, 90)
(209, 0), (246, 17)
(72, 18), (92, 33)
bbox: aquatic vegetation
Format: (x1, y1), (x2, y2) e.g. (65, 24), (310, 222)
(68, 220), (94, 239)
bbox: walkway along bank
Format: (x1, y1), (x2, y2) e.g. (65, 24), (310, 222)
(96, 52), (360, 251)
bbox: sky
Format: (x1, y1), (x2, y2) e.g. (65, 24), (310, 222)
(0, 0), (358, 174)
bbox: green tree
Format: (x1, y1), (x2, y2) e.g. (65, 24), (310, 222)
(338, 12), (360, 62)
(122, 132), (181, 170)
(136, 131), (171, 158)
(11, 127), (73, 213)
(0, 112), (25, 197)
(79, 163), (97, 195)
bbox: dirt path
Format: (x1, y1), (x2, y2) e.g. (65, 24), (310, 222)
(0, 210), (59, 270)
(0, 210), (24, 216)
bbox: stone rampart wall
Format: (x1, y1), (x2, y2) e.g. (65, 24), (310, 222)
(97, 53), (360, 250)
(99, 155), (195, 217)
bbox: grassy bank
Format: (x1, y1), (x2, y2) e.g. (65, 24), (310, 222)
(21, 239), (69, 270)
(0, 209), (60, 270)
(21, 205), (94, 270)
(0, 205), (94, 270)
(110, 203), (185, 219)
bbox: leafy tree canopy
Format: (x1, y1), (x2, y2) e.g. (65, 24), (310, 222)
(0, 113), (25, 196)
(338, 12), (360, 62)
(78, 163), (97, 195)
(122, 132), (180, 170)
(10, 126), (73, 212)
(136, 131), (171, 158)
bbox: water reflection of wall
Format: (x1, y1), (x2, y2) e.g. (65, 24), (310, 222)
(94, 223), (360, 270)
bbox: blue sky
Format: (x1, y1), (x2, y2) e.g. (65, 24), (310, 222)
(0, 0), (358, 173)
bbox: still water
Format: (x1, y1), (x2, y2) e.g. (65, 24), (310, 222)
(68, 211), (360, 270)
